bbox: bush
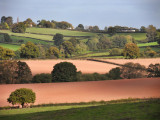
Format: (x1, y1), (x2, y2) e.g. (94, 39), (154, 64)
(3, 33), (12, 42)
(147, 63), (160, 77)
(32, 73), (52, 83)
(107, 67), (122, 80)
(120, 62), (147, 79)
(7, 88), (36, 108)
(51, 62), (77, 82)
(109, 48), (122, 56)
(12, 22), (26, 33)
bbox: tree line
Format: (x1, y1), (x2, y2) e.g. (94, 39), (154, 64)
(0, 61), (160, 84)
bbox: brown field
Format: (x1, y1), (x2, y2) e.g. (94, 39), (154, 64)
(0, 78), (160, 107)
(23, 58), (160, 75)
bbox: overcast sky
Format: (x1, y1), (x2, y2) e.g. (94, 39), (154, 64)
(0, 0), (160, 29)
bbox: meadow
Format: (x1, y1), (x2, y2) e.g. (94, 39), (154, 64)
(0, 98), (159, 120)
(26, 27), (96, 36)
(0, 43), (20, 51)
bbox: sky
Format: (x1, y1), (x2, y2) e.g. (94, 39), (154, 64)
(0, 0), (160, 29)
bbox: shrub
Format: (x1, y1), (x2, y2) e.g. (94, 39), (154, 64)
(12, 22), (26, 33)
(120, 62), (148, 79)
(107, 67), (122, 80)
(46, 46), (60, 58)
(32, 73), (52, 83)
(109, 48), (122, 56)
(7, 88), (36, 108)
(147, 63), (160, 77)
(3, 33), (12, 42)
(51, 62), (77, 82)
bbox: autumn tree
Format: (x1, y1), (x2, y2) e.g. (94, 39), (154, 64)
(46, 46), (60, 58)
(0, 61), (32, 84)
(7, 88), (36, 108)
(20, 42), (40, 58)
(147, 63), (160, 77)
(123, 43), (140, 59)
(51, 62), (77, 82)
(53, 33), (64, 46)
(146, 25), (157, 42)
(0, 46), (15, 60)
(120, 62), (148, 79)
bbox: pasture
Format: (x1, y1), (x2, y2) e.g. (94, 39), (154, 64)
(0, 43), (20, 51)
(0, 98), (159, 120)
(26, 27), (96, 36)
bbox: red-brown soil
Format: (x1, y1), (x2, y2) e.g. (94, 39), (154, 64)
(0, 78), (160, 107)
(23, 58), (160, 75)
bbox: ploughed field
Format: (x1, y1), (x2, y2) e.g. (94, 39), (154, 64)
(0, 78), (160, 107)
(23, 58), (160, 75)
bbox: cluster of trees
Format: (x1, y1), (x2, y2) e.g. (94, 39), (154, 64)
(37, 20), (73, 29)
(1, 61), (160, 84)
(0, 46), (15, 60)
(0, 60), (32, 84)
(0, 16), (13, 29)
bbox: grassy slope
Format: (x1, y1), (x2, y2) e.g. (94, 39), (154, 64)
(26, 27), (96, 36)
(0, 43), (20, 51)
(118, 33), (147, 41)
(0, 30), (53, 41)
(0, 99), (159, 120)
(137, 42), (159, 47)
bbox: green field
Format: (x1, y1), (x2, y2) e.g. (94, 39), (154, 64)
(0, 30), (53, 41)
(0, 43), (20, 51)
(26, 27), (96, 36)
(118, 33), (147, 41)
(0, 98), (159, 120)
(137, 42), (159, 47)
(10, 36), (53, 45)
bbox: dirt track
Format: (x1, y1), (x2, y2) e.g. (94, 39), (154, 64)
(23, 58), (160, 75)
(0, 78), (160, 107)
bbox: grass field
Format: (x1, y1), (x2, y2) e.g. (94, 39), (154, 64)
(137, 42), (159, 47)
(0, 30), (53, 41)
(10, 36), (53, 45)
(0, 43), (20, 51)
(118, 33), (147, 41)
(0, 98), (159, 120)
(26, 27), (96, 36)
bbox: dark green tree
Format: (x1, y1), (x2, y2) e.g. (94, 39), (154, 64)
(51, 62), (77, 82)
(20, 42), (40, 58)
(12, 22), (26, 33)
(3, 33), (12, 42)
(107, 67), (122, 80)
(32, 73), (52, 83)
(7, 88), (36, 108)
(76, 24), (84, 30)
(140, 26), (146, 32)
(53, 33), (64, 46)
(123, 43), (140, 59)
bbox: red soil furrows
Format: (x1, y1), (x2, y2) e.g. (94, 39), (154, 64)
(0, 78), (160, 107)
